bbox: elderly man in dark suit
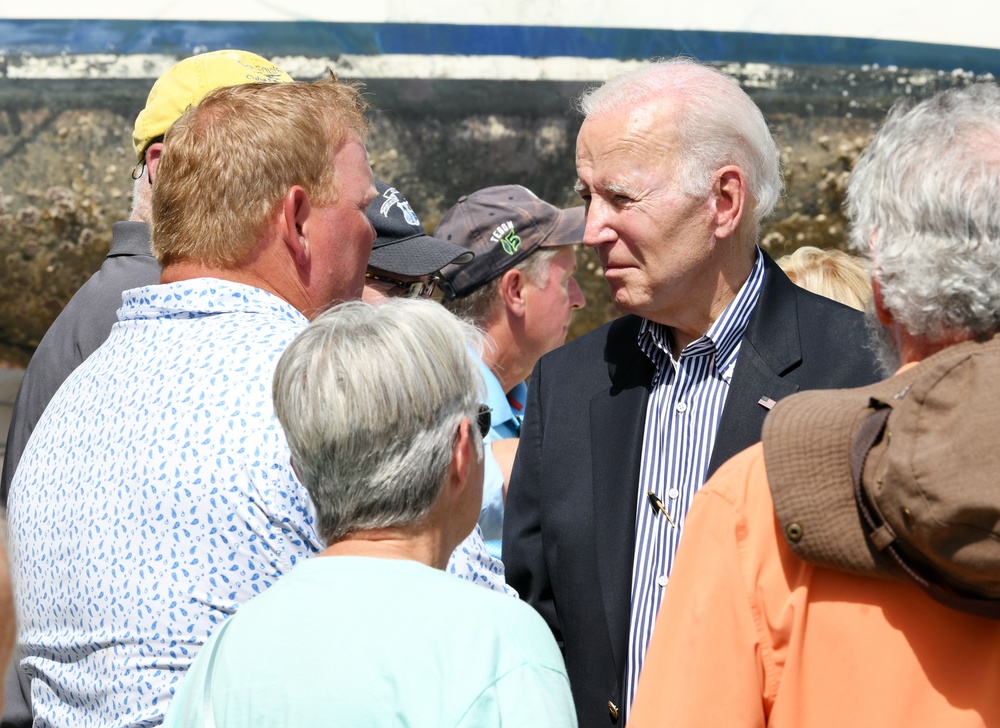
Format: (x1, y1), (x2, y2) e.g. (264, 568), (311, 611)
(502, 57), (882, 728)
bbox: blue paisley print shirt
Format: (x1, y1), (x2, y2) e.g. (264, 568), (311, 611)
(7, 280), (322, 727)
(8, 279), (513, 726)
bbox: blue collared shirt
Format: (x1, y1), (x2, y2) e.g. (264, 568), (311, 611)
(622, 250), (766, 716)
(477, 359), (526, 558)
(442, 353), (519, 596)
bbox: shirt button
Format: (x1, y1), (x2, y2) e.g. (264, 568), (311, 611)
(657, 575), (669, 587)
(675, 401), (688, 413)
(668, 488), (679, 499)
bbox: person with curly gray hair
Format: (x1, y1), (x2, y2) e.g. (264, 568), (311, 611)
(848, 82), (1000, 366)
(162, 299), (576, 728)
(628, 83), (1000, 728)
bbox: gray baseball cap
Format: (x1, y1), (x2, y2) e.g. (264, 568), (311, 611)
(434, 185), (584, 298)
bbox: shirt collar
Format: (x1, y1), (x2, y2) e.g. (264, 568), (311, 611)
(120, 278), (308, 326)
(638, 248), (765, 377)
(477, 358), (526, 428)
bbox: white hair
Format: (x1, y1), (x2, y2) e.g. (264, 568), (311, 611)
(577, 57), (783, 235)
(130, 174), (153, 223)
(847, 82), (1000, 341)
(272, 299), (484, 543)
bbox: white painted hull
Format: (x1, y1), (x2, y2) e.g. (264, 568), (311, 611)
(3, 3), (999, 80)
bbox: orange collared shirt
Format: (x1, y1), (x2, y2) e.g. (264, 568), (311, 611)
(628, 443), (1000, 728)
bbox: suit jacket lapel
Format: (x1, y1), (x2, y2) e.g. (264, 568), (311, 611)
(708, 253), (803, 474)
(591, 316), (654, 685)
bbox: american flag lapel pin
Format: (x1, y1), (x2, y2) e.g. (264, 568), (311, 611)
(758, 396), (777, 411)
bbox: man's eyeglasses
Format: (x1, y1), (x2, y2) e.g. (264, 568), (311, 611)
(476, 405), (492, 438)
(364, 271), (439, 300)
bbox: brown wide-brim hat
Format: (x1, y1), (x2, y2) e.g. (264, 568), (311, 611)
(763, 335), (1000, 619)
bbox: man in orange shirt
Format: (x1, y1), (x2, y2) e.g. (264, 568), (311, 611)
(629, 83), (1000, 727)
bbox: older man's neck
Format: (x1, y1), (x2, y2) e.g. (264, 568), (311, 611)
(663, 243), (757, 352)
(481, 330), (533, 395)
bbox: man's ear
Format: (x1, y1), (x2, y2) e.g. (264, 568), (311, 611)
(144, 142), (164, 183)
(447, 418), (477, 500)
(711, 166), (747, 240)
(498, 268), (527, 317)
(871, 276), (894, 325)
(281, 185), (312, 268)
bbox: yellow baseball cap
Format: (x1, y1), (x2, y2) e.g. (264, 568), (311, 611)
(132, 49), (293, 162)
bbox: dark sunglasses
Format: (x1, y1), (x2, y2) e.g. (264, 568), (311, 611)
(476, 404), (492, 438)
(364, 271), (439, 299)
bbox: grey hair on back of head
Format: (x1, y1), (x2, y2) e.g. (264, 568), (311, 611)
(576, 57), (783, 235)
(847, 82), (1000, 341)
(272, 298), (484, 543)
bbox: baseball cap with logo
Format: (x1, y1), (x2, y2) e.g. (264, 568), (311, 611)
(763, 335), (1000, 619)
(367, 180), (473, 277)
(132, 49), (292, 163)
(433, 185), (585, 298)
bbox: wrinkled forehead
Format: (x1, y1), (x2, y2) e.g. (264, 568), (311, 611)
(575, 105), (685, 192)
(577, 100), (683, 164)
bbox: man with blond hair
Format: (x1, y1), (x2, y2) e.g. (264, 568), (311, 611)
(0, 48), (293, 727)
(1, 49), (292, 510)
(7, 76), (376, 726)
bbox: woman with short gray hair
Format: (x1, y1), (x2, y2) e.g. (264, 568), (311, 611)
(162, 298), (576, 727)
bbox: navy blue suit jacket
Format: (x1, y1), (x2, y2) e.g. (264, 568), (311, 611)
(503, 253), (883, 727)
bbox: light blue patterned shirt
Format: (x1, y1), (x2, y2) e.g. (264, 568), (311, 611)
(446, 524), (516, 597)
(8, 279), (323, 727)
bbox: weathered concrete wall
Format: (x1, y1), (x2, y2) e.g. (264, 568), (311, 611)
(0, 64), (990, 365)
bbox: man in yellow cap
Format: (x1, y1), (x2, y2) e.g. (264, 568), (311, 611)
(0, 49), (292, 727)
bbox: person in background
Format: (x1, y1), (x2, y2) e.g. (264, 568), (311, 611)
(776, 245), (873, 311)
(503, 57), (883, 727)
(6, 76), (375, 727)
(0, 48), (293, 728)
(629, 81), (1000, 728)
(436, 185), (586, 559)
(360, 179), (514, 593)
(361, 179), (473, 304)
(162, 298), (577, 727)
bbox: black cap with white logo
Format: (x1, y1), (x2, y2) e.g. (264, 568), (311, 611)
(367, 180), (473, 277)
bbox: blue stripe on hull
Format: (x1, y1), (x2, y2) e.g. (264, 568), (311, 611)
(4, 20), (1000, 74)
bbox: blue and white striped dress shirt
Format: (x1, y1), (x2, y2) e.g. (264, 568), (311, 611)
(622, 250), (766, 715)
